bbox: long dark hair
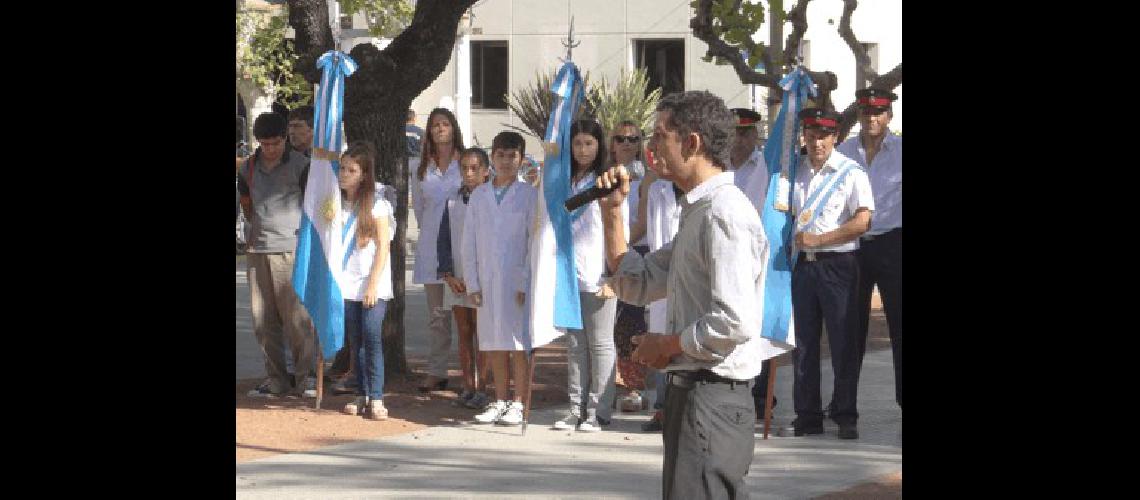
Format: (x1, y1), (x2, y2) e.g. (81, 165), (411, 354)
(417, 107), (465, 181)
(569, 119), (607, 179)
(342, 142), (378, 247)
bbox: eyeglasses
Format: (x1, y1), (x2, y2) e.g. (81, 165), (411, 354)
(613, 135), (641, 144)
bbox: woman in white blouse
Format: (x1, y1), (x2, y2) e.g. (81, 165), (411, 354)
(409, 108), (465, 392)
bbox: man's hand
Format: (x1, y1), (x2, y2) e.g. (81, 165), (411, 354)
(470, 291), (483, 307)
(631, 334), (683, 369)
(794, 231), (822, 250)
(443, 276), (466, 295)
(516, 292), (526, 306)
(596, 164), (631, 211)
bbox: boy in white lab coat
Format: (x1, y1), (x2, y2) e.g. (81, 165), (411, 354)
(461, 131), (539, 426)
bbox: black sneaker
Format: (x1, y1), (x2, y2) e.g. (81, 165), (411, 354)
(792, 419), (824, 436)
(332, 377), (359, 395)
(837, 423), (859, 440)
(641, 418), (663, 432)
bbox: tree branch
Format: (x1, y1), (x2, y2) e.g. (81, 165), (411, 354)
(838, 0), (876, 85)
(837, 62), (902, 141)
(690, 0), (780, 88)
(345, 0), (475, 104)
(783, 0), (811, 70)
(287, 0), (335, 85)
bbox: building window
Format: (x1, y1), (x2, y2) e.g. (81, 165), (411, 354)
(472, 41), (509, 110)
(340, 14), (354, 30)
(855, 42), (879, 90)
(635, 39), (685, 97)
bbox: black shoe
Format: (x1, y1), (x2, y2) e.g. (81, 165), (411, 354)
(597, 416), (611, 426)
(792, 419), (824, 436)
(332, 377), (359, 395)
(838, 423), (859, 440)
(418, 378), (448, 393)
(641, 418), (663, 432)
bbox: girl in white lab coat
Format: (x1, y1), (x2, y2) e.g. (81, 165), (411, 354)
(437, 147), (492, 410)
(461, 132), (539, 426)
(410, 108), (465, 393)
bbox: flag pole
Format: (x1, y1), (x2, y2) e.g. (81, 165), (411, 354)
(762, 358), (778, 439)
(316, 349), (324, 409)
(521, 347), (537, 435)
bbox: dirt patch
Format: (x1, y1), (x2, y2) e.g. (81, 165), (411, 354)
(815, 471), (901, 499)
(236, 342), (570, 463)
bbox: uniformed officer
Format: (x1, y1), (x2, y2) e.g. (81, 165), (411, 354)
(837, 88), (902, 410)
(789, 108), (874, 440)
(729, 107), (779, 418)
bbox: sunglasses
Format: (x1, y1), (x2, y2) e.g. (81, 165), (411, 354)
(613, 135), (641, 144)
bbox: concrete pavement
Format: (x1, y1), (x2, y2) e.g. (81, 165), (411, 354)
(236, 210), (902, 499)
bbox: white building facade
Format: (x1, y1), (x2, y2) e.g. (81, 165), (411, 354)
(410, 0), (763, 160)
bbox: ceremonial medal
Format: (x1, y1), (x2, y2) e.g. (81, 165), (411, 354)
(798, 208), (812, 227)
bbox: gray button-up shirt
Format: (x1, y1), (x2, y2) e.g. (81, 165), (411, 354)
(237, 148), (310, 253)
(608, 171), (772, 380)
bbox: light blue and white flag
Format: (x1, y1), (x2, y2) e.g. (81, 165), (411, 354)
(292, 50), (358, 359)
(528, 61), (585, 349)
(757, 66), (816, 348)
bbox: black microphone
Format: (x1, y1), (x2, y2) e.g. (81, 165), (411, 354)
(564, 179), (624, 212)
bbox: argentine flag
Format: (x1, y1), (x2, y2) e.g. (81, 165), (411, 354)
(756, 66), (817, 351)
(292, 51), (358, 359)
(528, 61), (586, 350)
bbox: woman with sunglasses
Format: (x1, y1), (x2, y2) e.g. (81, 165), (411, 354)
(609, 120), (653, 414)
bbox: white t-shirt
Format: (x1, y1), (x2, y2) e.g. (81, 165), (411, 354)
(340, 194), (397, 301)
(570, 173), (628, 293)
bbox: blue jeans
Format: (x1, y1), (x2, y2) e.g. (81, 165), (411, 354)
(345, 299), (388, 400)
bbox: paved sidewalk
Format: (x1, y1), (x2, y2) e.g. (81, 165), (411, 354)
(236, 211), (901, 498)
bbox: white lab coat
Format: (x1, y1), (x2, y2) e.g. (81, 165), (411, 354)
(460, 180), (538, 350)
(410, 157), (462, 285)
(644, 180), (682, 334)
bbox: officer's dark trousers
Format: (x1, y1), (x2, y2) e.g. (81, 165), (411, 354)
(855, 228), (902, 407)
(792, 252), (861, 426)
(662, 375), (755, 500)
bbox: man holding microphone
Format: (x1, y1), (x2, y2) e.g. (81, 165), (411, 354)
(594, 91), (784, 500)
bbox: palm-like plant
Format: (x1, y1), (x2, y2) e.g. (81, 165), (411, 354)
(503, 69), (593, 140)
(586, 68), (661, 136)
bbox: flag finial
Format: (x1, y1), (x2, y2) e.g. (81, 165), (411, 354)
(561, 17), (579, 62)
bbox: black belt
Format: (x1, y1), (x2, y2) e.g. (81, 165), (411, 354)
(862, 227), (901, 242)
(667, 370), (751, 389)
(800, 250), (853, 262)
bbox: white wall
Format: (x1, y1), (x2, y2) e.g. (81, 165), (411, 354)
(411, 0), (761, 161)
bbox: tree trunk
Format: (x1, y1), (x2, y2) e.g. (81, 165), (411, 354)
(289, 0), (476, 378)
(341, 98), (409, 377)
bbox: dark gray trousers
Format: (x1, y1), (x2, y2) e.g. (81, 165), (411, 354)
(662, 375), (755, 500)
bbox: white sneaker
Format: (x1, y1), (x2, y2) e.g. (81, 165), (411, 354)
(298, 376), (318, 398)
(343, 396), (366, 415)
(474, 400), (508, 424)
(496, 401), (525, 426)
(552, 412), (580, 430)
(368, 399), (389, 420)
(577, 418), (602, 433)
